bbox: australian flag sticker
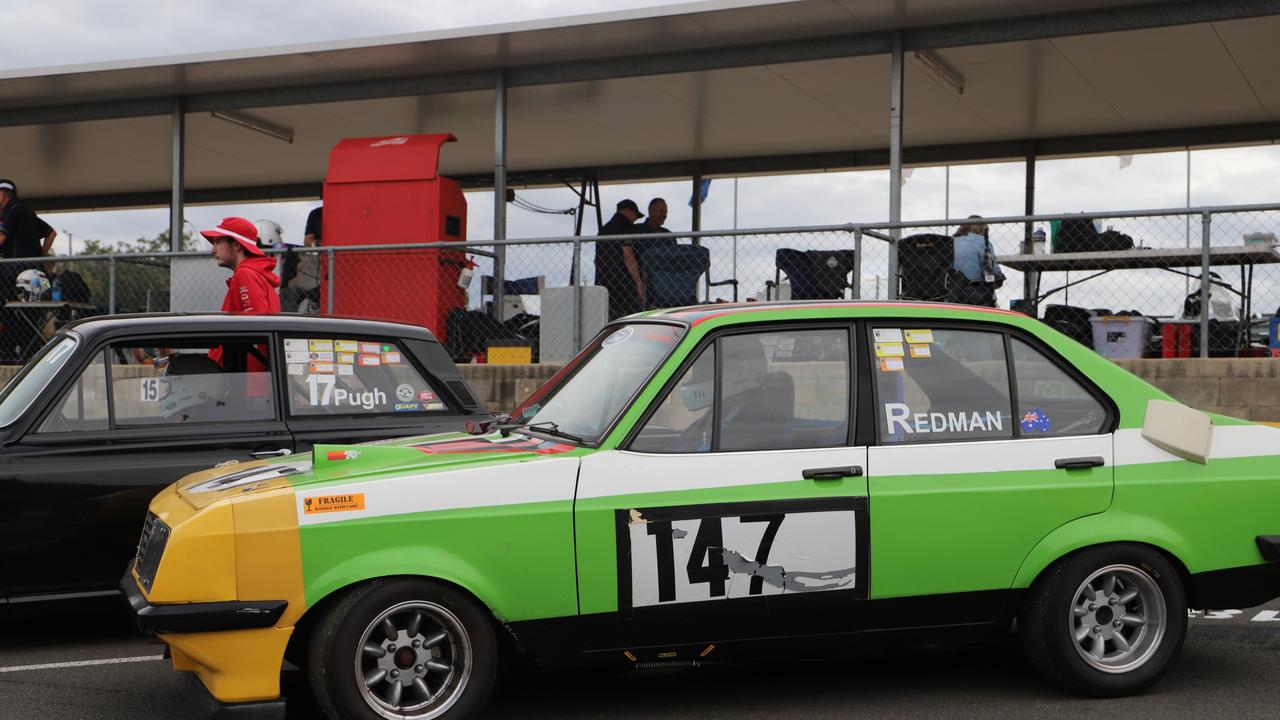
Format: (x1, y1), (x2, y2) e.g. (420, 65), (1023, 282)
(1021, 407), (1051, 434)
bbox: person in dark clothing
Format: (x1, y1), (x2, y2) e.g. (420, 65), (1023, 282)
(635, 197), (678, 308)
(43, 262), (92, 304)
(281, 206), (322, 312)
(0, 179), (55, 299)
(595, 199), (645, 320)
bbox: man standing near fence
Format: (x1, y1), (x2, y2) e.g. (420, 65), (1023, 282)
(0, 179), (56, 293)
(595, 199), (645, 320)
(202, 217), (281, 315)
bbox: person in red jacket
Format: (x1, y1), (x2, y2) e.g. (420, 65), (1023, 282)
(200, 217), (280, 377)
(201, 216), (281, 314)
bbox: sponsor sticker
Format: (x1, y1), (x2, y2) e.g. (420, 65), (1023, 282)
(326, 450), (361, 461)
(302, 493), (365, 514)
(603, 327), (634, 347)
(878, 357), (905, 372)
(873, 328), (903, 343)
(310, 351), (334, 362)
(287, 363), (305, 376)
(394, 402), (421, 412)
(418, 390), (436, 402)
(360, 342), (380, 355)
(874, 342), (905, 358)
(335, 340), (358, 352)
(337, 365), (354, 376)
(358, 355), (381, 367)
(310, 361), (335, 374)
(909, 344), (931, 358)
(422, 402), (445, 411)
(308, 339), (334, 352)
(382, 351), (402, 364)
(284, 338), (307, 351)
(285, 351), (308, 363)
(904, 329), (934, 344)
(337, 352), (355, 364)
(395, 384), (415, 402)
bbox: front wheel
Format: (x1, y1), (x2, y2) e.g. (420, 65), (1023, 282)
(308, 578), (498, 720)
(1019, 544), (1187, 697)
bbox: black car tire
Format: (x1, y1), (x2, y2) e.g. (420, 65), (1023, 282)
(1020, 543), (1187, 697)
(308, 578), (498, 720)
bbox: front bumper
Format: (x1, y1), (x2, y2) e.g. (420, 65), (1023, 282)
(120, 570), (287, 634)
(183, 672), (286, 720)
(122, 571), (294, 704)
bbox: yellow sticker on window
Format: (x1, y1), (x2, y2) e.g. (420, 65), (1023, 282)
(874, 342), (905, 357)
(308, 338), (334, 352)
(904, 329), (934, 344)
(909, 344), (932, 358)
(302, 493), (365, 514)
(878, 357), (905, 372)
(334, 340), (358, 352)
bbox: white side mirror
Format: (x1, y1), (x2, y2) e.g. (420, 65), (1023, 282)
(1142, 399), (1213, 464)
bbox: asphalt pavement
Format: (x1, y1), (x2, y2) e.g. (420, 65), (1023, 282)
(1, 606), (1278, 720)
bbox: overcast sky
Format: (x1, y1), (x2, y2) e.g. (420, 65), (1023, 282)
(9, 1), (1280, 318)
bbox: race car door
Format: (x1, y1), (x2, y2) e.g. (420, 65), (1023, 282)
(864, 323), (1114, 628)
(575, 324), (869, 657)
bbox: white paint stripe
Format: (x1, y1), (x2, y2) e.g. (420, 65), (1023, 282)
(297, 456), (580, 526)
(0, 655), (163, 673)
(870, 434), (1110, 477)
(1116, 424), (1280, 466)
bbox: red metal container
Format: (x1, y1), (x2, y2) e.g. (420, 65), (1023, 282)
(321, 134), (468, 342)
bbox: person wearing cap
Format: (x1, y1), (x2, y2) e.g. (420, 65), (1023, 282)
(594, 198), (645, 320)
(202, 216), (281, 315)
(0, 179), (56, 289)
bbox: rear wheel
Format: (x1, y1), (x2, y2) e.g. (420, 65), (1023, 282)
(308, 578), (498, 720)
(1020, 544), (1186, 697)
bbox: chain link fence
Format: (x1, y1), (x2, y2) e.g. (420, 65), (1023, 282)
(0, 203), (1276, 364)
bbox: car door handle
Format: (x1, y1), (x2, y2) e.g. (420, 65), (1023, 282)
(802, 465), (864, 480)
(250, 448), (293, 459)
(1054, 456), (1105, 470)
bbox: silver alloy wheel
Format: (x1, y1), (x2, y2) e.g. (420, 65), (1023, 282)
(355, 600), (473, 719)
(1069, 563), (1166, 674)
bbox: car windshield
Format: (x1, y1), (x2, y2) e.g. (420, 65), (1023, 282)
(0, 335), (79, 427)
(513, 323), (685, 443)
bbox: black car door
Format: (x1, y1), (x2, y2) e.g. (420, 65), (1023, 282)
(0, 334), (294, 601)
(278, 332), (479, 446)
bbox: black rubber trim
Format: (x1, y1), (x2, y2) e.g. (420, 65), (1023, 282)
(1187, 561), (1280, 610)
(121, 571), (287, 634)
(183, 672), (285, 720)
(1256, 535), (1280, 562)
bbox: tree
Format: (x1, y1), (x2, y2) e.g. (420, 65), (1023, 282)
(69, 230), (195, 313)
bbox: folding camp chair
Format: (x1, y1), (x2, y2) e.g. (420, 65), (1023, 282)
(640, 244), (739, 309)
(765, 248), (856, 300)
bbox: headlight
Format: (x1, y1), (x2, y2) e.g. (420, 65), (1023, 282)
(134, 513), (171, 593)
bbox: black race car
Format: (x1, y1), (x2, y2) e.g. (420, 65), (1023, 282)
(0, 313), (487, 613)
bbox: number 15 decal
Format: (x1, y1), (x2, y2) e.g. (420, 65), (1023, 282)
(624, 502), (862, 609)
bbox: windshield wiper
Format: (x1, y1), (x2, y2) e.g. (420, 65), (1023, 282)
(498, 420), (586, 444)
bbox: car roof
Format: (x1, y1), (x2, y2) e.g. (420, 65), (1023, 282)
(60, 313), (443, 343)
(635, 300), (1025, 326)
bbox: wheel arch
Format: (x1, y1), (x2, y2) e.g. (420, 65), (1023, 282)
(1011, 512), (1195, 601)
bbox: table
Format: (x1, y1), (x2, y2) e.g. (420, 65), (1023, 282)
(998, 244), (1280, 354)
(2, 301), (97, 362)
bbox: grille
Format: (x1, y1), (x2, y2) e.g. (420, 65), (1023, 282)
(133, 513), (170, 594)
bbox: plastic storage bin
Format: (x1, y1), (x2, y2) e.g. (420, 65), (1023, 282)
(1090, 316), (1150, 359)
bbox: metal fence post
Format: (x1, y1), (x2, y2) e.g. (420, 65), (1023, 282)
(326, 247), (335, 314)
(852, 228), (863, 300)
(108, 256), (117, 314)
(1199, 212), (1212, 359)
(571, 239), (582, 353)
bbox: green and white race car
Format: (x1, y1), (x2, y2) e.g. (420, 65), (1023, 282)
(123, 301), (1280, 719)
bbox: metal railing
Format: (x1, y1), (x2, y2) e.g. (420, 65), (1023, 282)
(0, 202), (1275, 364)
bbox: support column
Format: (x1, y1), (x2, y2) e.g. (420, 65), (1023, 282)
(170, 98), (185, 252)
(1024, 143), (1037, 314)
(691, 172), (703, 235)
(493, 71), (508, 320)
(887, 32), (904, 300)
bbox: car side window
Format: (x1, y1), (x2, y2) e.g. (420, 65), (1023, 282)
(38, 350), (108, 433)
(720, 329), (849, 451)
(631, 347), (715, 453)
(873, 326), (1012, 444)
(283, 336), (447, 417)
(631, 327), (850, 453)
(109, 339), (275, 425)
(1010, 337), (1107, 437)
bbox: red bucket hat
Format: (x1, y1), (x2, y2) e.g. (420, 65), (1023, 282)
(201, 217), (264, 256)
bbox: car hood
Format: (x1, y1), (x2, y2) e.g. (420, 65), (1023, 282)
(175, 430), (581, 509)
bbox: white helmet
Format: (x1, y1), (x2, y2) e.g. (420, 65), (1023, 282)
(16, 268), (49, 301)
(255, 219), (284, 248)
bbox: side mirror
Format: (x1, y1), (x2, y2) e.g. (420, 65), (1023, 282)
(1141, 399), (1213, 464)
